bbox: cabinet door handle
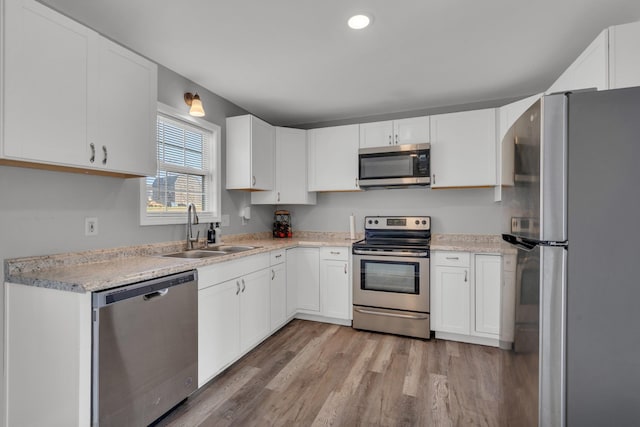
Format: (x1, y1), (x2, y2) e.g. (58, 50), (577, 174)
(432, 174), (436, 185)
(271, 269), (275, 280)
(241, 279), (246, 292)
(236, 281), (240, 295)
(344, 263), (347, 274)
(355, 177), (359, 188)
(388, 135), (392, 145)
(252, 176), (256, 186)
(102, 145), (108, 165)
(464, 270), (468, 282)
(89, 143), (96, 163)
(277, 192), (280, 202)
(395, 134), (398, 144)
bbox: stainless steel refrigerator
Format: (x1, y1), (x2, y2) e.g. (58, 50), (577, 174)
(501, 87), (640, 427)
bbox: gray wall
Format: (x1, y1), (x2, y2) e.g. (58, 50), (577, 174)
(283, 188), (502, 235)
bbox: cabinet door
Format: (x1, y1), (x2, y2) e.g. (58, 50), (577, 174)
(251, 117), (275, 190)
(433, 266), (470, 334)
(474, 255), (501, 336)
(546, 29), (609, 94)
(198, 279), (240, 387)
(289, 247), (320, 313)
(609, 21), (640, 89)
(252, 127), (316, 205)
(321, 259), (351, 320)
(394, 116), (430, 145)
(359, 121), (393, 148)
(307, 124), (359, 191)
(430, 108), (496, 188)
(285, 249), (298, 317)
(239, 268), (271, 352)
(270, 263), (287, 330)
(90, 36), (157, 176)
(3, 0), (91, 166)
(226, 115), (274, 190)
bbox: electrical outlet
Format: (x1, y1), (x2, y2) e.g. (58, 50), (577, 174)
(85, 217), (98, 236)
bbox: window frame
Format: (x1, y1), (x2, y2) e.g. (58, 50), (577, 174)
(139, 102), (221, 226)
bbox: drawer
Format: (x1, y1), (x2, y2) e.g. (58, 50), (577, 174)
(320, 246), (349, 261)
(433, 251), (470, 267)
(270, 249), (285, 265)
(198, 253), (270, 290)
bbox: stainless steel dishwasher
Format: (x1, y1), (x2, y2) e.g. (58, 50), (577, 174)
(92, 270), (198, 427)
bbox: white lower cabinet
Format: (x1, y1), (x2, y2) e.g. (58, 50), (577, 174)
(320, 247), (351, 320)
(432, 265), (470, 335)
(431, 251), (504, 347)
(270, 250), (288, 331)
(197, 253), (271, 387)
(474, 255), (502, 336)
(198, 279), (240, 387)
(287, 247), (320, 313)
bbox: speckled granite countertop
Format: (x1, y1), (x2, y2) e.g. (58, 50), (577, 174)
(4, 232), (360, 294)
(5, 232), (514, 294)
(430, 234), (517, 255)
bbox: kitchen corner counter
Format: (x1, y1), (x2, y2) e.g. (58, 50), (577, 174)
(4, 232), (360, 294)
(430, 234), (517, 255)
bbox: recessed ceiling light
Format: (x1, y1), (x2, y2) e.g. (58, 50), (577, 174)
(348, 14), (371, 30)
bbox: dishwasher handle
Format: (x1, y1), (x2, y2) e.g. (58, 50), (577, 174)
(143, 289), (169, 301)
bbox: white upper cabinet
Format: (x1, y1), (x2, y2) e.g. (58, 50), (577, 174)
(546, 29), (609, 94)
(3, 0), (91, 167)
(1, 0), (158, 177)
(609, 21), (640, 89)
(89, 36), (157, 176)
(226, 114), (275, 191)
(307, 124), (360, 191)
(251, 127), (316, 205)
(359, 116), (430, 148)
(429, 108), (497, 188)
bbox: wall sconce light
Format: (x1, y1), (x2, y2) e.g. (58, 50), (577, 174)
(184, 92), (205, 117)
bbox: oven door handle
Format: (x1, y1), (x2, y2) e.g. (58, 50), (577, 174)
(352, 249), (429, 257)
(354, 307), (429, 320)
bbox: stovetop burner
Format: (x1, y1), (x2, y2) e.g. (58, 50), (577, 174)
(353, 216), (431, 257)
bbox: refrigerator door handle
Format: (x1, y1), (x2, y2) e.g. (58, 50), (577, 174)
(502, 233), (539, 251)
(503, 233), (568, 251)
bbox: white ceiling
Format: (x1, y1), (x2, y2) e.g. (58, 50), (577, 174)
(39, 0), (640, 126)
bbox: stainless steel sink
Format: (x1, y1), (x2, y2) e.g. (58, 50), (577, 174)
(200, 245), (261, 253)
(162, 250), (227, 259)
(162, 245), (261, 259)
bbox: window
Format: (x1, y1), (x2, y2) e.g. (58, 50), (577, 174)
(140, 103), (221, 225)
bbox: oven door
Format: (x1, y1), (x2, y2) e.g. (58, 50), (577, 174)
(353, 253), (429, 312)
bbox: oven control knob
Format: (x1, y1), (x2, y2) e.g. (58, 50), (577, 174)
(422, 220), (427, 225)
(374, 220), (379, 224)
(415, 220), (420, 225)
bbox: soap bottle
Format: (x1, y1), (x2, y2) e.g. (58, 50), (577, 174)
(214, 222), (222, 244)
(207, 223), (215, 244)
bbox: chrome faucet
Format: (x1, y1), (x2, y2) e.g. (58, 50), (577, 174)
(186, 203), (200, 250)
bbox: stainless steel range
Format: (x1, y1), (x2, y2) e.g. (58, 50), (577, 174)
(352, 216), (431, 339)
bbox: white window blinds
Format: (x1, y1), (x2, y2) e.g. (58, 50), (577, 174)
(145, 114), (212, 215)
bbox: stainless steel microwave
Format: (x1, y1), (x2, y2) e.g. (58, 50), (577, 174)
(358, 143), (430, 189)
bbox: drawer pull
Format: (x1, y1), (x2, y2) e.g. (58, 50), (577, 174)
(330, 251), (340, 255)
(275, 254), (282, 258)
(355, 307), (428, 320)
(446, 256), (459, 260)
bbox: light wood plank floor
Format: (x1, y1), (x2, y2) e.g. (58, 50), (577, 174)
(157, 320), (538, 427)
